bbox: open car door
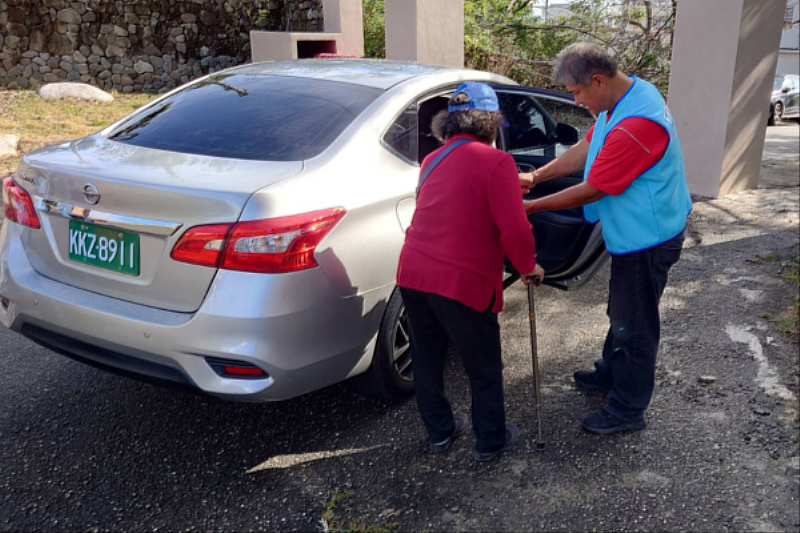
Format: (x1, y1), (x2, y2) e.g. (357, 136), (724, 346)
(491, 85), (609, 290)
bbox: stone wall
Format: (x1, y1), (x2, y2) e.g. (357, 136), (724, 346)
(0, 0), (324, 93)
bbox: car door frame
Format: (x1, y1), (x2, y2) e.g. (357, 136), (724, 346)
(490, 84), (610, 291)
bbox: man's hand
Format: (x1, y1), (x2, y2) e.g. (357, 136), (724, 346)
(523, 182), (604, 214)
(523, 264), (545, 288)
(519, 171), (537, 195)
(523, 199), (541, 215)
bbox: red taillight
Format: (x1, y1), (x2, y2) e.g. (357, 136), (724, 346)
(220, 208), (346, 273)
(2, 176), (40, 229)
(170, 208), (345, 273)
(169, 223), (232, 268)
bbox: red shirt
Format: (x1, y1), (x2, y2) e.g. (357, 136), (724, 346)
(585, 117), (669, 195)
(397, 134), (537, 313)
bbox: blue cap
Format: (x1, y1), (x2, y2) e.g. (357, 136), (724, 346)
(448, 82), (508, 126)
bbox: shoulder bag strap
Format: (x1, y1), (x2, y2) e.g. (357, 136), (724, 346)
(416, 138), (473, 195)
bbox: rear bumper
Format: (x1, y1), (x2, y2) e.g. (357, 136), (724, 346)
(0, 222), (388, 402)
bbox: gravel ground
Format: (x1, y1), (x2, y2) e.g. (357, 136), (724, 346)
(0, 126), (798, 532)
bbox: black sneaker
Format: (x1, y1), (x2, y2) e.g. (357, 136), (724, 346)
(582, 409), (646, 434)
(471, 423), (520, 461)
(430, 413), (469, 453)
(573, 369), (613, 392)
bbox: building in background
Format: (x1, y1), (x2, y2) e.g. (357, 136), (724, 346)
(530, 0), (573, 22)
(777, 0), (800, 75)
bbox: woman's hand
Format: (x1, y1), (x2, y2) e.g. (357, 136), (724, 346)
(523, 264), (546, 288)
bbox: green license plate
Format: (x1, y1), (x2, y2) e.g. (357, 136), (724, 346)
(68, 220), (140, 276)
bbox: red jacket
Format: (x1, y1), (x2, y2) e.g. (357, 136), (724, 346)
(397, 134), (537, 313)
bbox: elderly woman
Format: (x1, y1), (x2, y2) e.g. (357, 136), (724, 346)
(397, 82), (544, 462)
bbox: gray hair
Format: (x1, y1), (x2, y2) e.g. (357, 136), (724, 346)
(431, 109), (503, 144)
(552, 42), (619, 87)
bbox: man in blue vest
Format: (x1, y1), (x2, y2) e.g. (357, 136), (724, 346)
(520, 42), (692, 434)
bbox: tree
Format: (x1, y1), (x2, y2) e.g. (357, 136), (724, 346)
(361, 0), (678, 92)
(364, 0), (386, 58)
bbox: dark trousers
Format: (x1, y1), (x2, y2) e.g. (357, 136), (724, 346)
(594, 231), (684, 421)
(399, 287), (506, 453)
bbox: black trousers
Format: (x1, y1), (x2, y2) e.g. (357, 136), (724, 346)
(594, 231), (684, 421)
(399, 287), (506, 453)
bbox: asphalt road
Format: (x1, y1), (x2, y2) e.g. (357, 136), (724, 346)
(1, 126), (798, 532)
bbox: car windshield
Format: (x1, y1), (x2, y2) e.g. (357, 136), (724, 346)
(109, 74), (383, 161)
(774, 76), (785, 91)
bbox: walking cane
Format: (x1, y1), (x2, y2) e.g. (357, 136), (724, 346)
(527, 277), (545, 451)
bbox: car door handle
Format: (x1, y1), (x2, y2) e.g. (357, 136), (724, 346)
(517, 163), (536, 173)
(396, 197), (415, 233)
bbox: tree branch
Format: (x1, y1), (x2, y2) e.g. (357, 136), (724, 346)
(483, 52), (555, 67)
(496, 23), (613, 45)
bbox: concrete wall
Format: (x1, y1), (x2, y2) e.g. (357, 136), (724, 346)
(385, 0), (464, 67)
(668, 0), (787, 198)
(0, 0), (323, 93)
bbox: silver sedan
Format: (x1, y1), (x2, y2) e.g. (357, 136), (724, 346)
(0, 60), (606, 402)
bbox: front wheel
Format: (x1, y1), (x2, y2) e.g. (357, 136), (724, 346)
(773, 102), (783, 125)
(356, 289), (415, 400)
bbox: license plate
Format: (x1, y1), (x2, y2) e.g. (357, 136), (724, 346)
(68, 220), (140, 276)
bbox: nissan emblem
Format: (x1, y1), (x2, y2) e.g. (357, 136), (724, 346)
(83, 184), (101, 205)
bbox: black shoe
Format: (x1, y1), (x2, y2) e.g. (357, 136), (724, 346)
(471, 423), (520, 461)
(573, 369), (613, 392)
(582, 409), (646, 434)
(430, 413), (469, 453)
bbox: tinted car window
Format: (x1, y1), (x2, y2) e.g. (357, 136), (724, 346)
(535, 97), (595, 139)
(383, 104), (419, 164)
(498, 93), (557, 154)
(109, 74), (383, 161)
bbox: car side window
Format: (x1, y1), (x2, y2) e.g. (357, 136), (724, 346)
(535, 97), (595, 139)
(383, 104), (419, 164)
(498, 93), (556, 154)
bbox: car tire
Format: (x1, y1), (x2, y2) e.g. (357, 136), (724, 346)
(357, 288), (416, 400)
(774, 102), (783, 125)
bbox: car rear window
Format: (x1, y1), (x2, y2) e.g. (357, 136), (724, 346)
(108, 74), (383, 161)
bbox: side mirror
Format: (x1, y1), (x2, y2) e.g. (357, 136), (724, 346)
(556, 123), (580, 145)
(782, 86), (791, 94)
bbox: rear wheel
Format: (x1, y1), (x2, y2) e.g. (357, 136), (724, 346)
(357, 289), (415, 400)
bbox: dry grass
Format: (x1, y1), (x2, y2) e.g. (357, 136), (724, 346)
(777, 258), (800, 339)
(0, 90), (156, 176)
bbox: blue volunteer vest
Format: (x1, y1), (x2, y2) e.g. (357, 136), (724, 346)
(583, 77), (692, 254)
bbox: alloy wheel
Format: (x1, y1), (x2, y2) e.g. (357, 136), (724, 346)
(392, 304), (414, 382)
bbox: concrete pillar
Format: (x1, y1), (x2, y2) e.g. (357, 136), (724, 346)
(385, 0), (464, 67)
(322, 0), (364, 57)
(250, 0), (363, 62)
(668, 0), (787, 197)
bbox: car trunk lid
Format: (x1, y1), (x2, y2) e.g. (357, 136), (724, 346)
(15, 136), (303, 312)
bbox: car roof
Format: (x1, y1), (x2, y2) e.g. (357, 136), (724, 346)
(226, 59), (477, 90)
